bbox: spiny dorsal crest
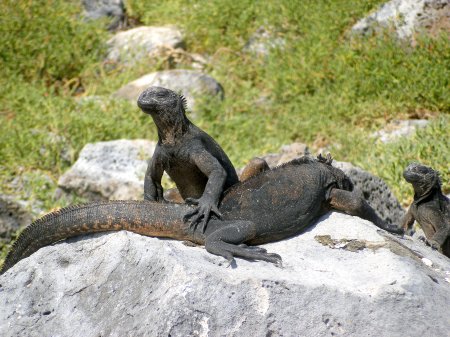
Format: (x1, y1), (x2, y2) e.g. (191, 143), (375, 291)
(179, 94), (188, 111)
(317, 153), (333, 165)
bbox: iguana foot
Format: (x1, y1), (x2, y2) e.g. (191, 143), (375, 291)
(205, 220), (283, 266)
(418, 236), (442, 252)
(207, 241), (283, 266)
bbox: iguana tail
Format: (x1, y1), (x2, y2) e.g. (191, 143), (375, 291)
(0, 200), (198, 275)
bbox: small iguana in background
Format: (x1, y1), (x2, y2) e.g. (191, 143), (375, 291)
(401, 163), (449, 258)
(138, 86), (240, 231)
(0, 154), (403, 275)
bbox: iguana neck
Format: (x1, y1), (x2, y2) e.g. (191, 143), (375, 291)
(413, 183), (438, 205)
(152, 110), (191, 145)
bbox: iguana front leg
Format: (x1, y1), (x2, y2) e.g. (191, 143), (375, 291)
(329, 188), (404, 234)
(183, 150), (226, 232)
(144, 147), (165, 202)
(422, 207), (449, 252)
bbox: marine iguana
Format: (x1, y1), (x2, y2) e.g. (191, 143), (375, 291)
(401, 163), (449, 257)
(138, 86), (239, 231)
(0, 155), (402, 274)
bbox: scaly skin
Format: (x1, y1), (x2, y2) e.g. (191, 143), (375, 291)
(401, 163), (450, 257)
(1, 156), (403, 275)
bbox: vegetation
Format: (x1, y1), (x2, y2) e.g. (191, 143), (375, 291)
(0, 1), (448, 260)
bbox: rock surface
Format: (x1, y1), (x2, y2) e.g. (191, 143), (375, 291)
(1, 212), (449, 337)
(371, 119), (429, 143)
(351, 0), (450, 41)
(82, 0), (125, 31)
(106, 26), (185, 64)
(57, 139), (155, 201)
(333, 161), (405, 225)
(114, 69), (224, 111)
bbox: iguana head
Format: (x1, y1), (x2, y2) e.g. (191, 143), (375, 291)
(137, 87), (190, 142)
(137, 86), (188, 116)
(403, 163), (441, 200)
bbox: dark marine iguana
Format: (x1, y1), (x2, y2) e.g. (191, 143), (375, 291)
(138, 86), (239, 231)
(0, 155), (403, 275)
(401, 163), (449, 257)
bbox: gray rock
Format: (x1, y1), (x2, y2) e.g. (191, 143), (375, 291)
(333, 161), (405, 225)
(1, 212), (449, 337)
(0, 195), (33, 243)
(244, 26), (286, 57)
(106, 26), (185, 64)
(82, 0), (125, 31)
(371, 119), (429, 143)
(351, 0), (450, 41)
(113, 69), (224, 111)
(57, 139), (156, 201)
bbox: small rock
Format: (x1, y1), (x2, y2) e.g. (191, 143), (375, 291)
(113, 69), (224, 112)
(57, 139), (156, 201)
(351, 0), (450, 41)
(82, 0), (125, 31)
(106, 26), (185, 64)
(244, 26), (286, 57)
(372, 119), (429, 143)
(422, 258), (433, 266)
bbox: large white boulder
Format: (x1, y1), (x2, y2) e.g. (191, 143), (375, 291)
(57, 139), (156, 200)
(1, 212), (449, 336)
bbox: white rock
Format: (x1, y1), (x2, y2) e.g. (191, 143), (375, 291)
(243, 26), (286, 56)
(113, 69), (224, 111)
(1, 212), (449, 336)
(106, 26), (185, 64)
(57, 139), (156, 200)
(371, 119), (429, 143)
(351, 0), (450, 41)
(421, 257), (433, 266)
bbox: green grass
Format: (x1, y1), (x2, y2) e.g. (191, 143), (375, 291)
(0, 0), (449, 262)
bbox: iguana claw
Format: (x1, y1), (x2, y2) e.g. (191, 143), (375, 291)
(184, 197), (223, 233)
